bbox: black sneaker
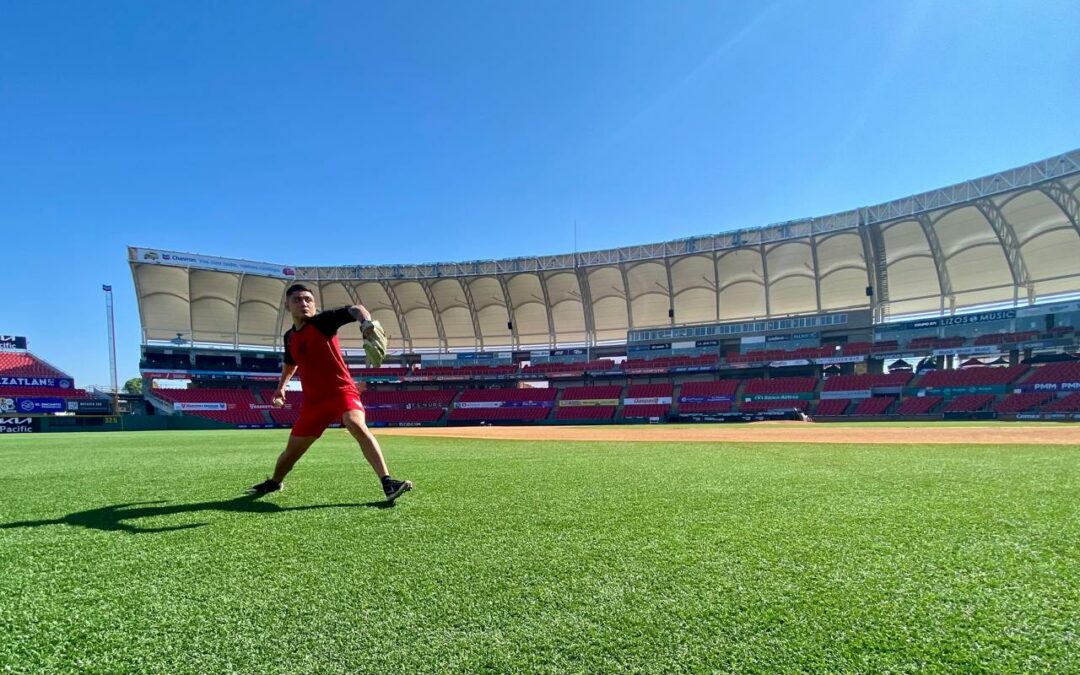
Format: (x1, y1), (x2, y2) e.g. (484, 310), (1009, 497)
(246, 478), (283, 495)
(382, 477), (413, 502)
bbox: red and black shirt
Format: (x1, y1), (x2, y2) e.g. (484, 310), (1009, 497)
(283, 307), (359, 403)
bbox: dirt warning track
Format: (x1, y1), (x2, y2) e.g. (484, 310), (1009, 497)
(377, 422), (1080, 446)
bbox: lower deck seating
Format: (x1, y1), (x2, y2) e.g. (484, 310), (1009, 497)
(740, 399), (809, 413)
(894, 396), (942, 415)
(154, 387), (264, 424)
(555, 406), (616, 421)
(814, 399), (850, 416)
(677, 401), (733, 414)
(942, 394), (995, 413)
(448, 407), (550, 422)
(622, 404), (670, 419)
(851, 396), (895, 416)
(993, 392), (1056, 413)
(1042, 392), (1080, 413)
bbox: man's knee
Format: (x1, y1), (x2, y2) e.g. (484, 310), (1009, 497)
(342, 411), (368, 434)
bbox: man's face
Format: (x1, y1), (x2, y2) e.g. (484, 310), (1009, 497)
(288, 291), (317, 320)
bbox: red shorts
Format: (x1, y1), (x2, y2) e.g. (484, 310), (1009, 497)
(291, 392), (364, 438)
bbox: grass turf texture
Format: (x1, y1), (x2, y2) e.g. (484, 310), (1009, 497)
(2, 431), (1078, 673)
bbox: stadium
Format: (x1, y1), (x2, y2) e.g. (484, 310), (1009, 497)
(5, 151), (1080, 671)
(13, 148), (1074, 431)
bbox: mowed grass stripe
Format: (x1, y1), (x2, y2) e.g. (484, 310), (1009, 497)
(1, 430), (1078, 673)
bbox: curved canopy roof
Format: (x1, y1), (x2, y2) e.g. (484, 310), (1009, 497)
(131, 150), (1080, 352)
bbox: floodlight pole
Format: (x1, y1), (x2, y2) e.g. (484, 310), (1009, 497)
(104, 285), (119, 414)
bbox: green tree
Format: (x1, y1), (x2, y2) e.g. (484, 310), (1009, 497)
(123, 377), (143, 395)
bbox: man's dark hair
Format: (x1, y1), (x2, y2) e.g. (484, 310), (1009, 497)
(286, 283), (314, 298)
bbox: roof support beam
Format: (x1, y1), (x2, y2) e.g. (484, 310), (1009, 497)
(663, 256), (675, 326)
(619, 263), (634, 330)
(970, 199), (1032, 298)
(575, 266), (597, 347)
(713, 252), (723, 321)
(859, 216), (890, 322)
(914, 213), (953, 313)
(808, 238), (823, 314)
(380, 281), (413, 353)
(187, 270), (196, 348)
(420, 280), (449, 352)
(1038, 180), (1080, 240)
(497, 276), (520, 349)
(536, 273), (557, 348)
(760, 245), (771, 318)
(232, 274), (245, 350)
(458, 279), (485, 351)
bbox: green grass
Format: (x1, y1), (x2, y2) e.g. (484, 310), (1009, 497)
(2, 430), (1079, 673)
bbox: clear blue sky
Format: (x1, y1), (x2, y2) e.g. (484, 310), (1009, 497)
(2, 1), (1078, 387)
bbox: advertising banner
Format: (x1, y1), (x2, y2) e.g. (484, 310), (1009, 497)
(250, 403), (293, 410)
(454, 401), (554, 409)
(814, 355), (866, 365)
(558, 399), (619, 407)
(144, 369), (283, 382)
(133, 248), (295, 279)
(0, 417), (37, 433)
(0, 376), (74, 389)
(1016, 412), (1080, 421)
(173, 402), (226, 411)
(769, 359), (812, 368)
(66, 399), (113, 414)
(879, 309), (1019, 334)
(695, 339), (720, 348)
(743, 393), (815, 401)
(624, 367), (670, 375)
(820, 390), (871, 400)
(623, 397), (673, 406)
(0, 335), (27, 350)
(933, 345), (999, 357)
(1017, 381), (1080, 393)
(924, 385), (1006, 396)
(8, 397), (67, 413)
(679, 395), (733, 403)
(552, 348), (587, 357)
(670, 365), (718, 374)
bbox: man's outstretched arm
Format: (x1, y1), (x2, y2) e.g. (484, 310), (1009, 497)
(347, 304), (373, 333)
(273, 364), (298, 407)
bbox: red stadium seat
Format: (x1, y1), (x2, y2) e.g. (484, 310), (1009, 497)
(894, 396), (943, 415)
(942, 394), (995, 413)
(814, 399), (851, 416)
(851, 396), (895, 416)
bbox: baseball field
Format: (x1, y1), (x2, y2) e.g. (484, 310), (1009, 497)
(2, 424), (1078, 672)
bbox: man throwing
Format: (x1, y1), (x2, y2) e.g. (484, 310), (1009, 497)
(247, 283), (413, 502)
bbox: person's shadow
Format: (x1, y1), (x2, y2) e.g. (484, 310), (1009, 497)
(0, 494), (393, 534)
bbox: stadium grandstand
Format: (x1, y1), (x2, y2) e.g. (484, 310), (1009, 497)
(0, 335), (114, 422)
(120, 150), (1080, 429)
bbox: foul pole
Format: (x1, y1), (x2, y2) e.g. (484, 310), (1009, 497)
(103, 284), (119, 414)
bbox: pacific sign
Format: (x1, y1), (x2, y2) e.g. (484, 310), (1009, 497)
(0, 418), (35, 433)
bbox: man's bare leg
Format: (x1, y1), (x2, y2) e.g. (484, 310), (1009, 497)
(272, 434), (319, 483)
(342, 410), (389, 477)
(342, 410), (413, 500)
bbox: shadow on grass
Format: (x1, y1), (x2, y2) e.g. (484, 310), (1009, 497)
(0, 493), (393, 534)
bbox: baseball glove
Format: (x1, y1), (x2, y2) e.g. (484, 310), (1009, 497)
(361, 319), (388, 367)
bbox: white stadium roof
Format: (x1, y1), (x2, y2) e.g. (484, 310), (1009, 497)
(131, 150), (1080, 353)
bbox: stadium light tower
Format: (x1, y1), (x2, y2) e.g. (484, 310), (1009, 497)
(103, 284), (119, 414)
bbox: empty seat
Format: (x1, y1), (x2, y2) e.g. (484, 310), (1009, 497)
(894, 396), (943, 415)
